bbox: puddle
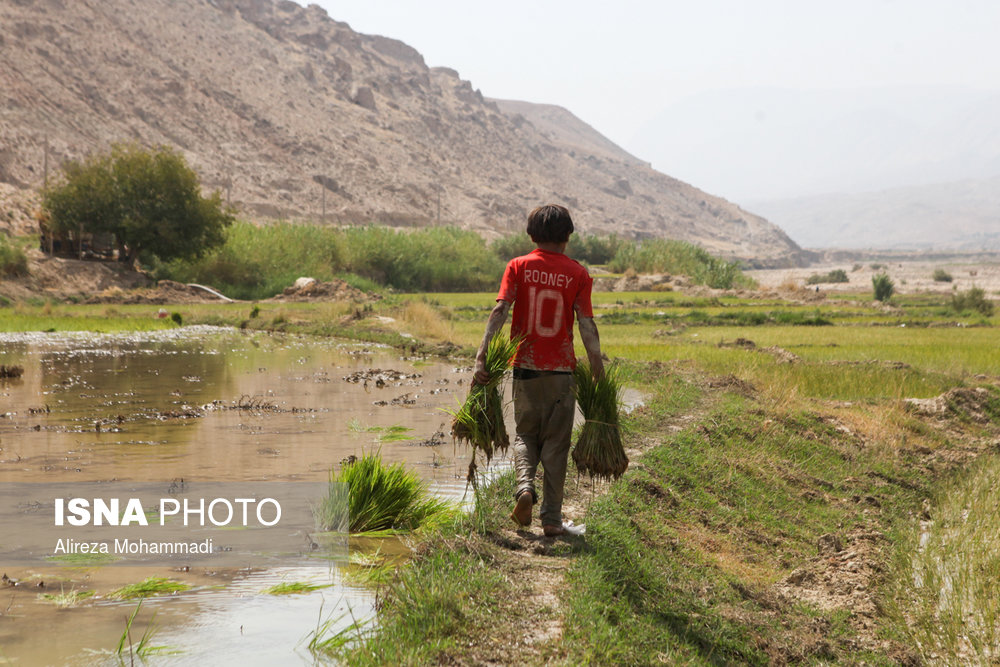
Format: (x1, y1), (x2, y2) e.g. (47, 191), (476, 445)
(0, 327), (493, 665)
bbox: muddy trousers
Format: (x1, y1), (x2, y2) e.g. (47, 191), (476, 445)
(512, 372), (576, 528)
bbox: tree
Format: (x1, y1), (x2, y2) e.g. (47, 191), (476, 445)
(42, 143), (233, 267)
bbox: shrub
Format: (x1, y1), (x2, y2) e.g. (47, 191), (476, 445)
(0, 235), (29, 277)
(932, 268), (953, 282)
(805, 269), (849, 285)
(872, 272), (895, 302)
(951, 287), (994, 316)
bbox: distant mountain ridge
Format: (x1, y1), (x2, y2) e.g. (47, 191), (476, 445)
(748, 176), (1000, 251)
(0, 0), (804, 266)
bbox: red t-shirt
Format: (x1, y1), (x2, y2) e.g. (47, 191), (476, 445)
(497, 249), (594, 371)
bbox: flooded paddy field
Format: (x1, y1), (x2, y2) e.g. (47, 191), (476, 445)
(0, 327), (485, 665)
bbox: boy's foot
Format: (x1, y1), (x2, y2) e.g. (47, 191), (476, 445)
(542, 523), (567, 537)
(511, 492), (533, 526)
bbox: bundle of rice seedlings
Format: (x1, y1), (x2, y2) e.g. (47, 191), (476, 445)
(572, 362), (628, 480)
(317, 451), (455, 535)
(450, 333), (520, 462)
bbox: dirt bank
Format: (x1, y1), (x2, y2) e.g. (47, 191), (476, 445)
(747, 258), (1000, 295)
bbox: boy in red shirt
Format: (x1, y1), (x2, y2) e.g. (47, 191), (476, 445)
(474, 204), (604, 536)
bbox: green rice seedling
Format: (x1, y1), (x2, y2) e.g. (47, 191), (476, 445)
(306, 600), (372, 655)
(45, 551), (119, 565)
(316, 451), (456, 534)
(450, 333), (520, 462)
(572, 361), (629, 480)
(107, 576), (190, 601)
(115, 599), (173, 659)
(345, 548), (397, 586)
(37, 587), (95, 608)
(262, 581), (331, 595)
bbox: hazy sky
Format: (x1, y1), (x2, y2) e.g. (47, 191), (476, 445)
(313, 1), (1000, 147)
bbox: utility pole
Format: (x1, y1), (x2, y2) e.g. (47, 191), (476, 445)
(43, 135), (49, 188)
(44, 136), (54, 255)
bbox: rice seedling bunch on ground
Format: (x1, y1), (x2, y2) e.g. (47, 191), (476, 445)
(319, 451), (455, 535)
(450, 333), (520, 462)
(572, 362), (628, 480)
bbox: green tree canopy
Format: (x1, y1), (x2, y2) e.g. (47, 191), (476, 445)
(43, 143), (233, 266)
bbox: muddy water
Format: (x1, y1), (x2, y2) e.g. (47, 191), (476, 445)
(0, 327), (490, 665)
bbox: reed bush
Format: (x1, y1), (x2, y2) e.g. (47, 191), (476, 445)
(159, 222), (503, 297)
(608, 238), (754, 289)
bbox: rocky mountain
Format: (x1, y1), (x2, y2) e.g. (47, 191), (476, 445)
(0, 0), (804, 266)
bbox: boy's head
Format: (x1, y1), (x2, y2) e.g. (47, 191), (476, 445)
(526, 204), (574, 244)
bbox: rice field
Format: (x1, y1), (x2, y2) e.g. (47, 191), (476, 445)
(887, 455), (1000, 664)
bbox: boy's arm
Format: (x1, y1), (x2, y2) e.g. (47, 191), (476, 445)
(473, 300), (511, 384)
(578, 315), (604, 379)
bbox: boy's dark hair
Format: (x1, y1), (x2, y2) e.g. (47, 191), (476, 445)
(526, 204), (574, 244)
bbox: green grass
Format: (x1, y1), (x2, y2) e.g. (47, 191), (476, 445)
(556, 389), (931, 665)
(106, 577), (190, 600)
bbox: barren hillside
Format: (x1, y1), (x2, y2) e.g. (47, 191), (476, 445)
(0, 0), (804, 265)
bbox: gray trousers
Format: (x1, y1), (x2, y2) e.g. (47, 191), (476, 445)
(512, 372), (575, 527)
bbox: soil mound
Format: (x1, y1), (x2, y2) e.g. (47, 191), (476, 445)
(905, 386), (1000, 423)
(269, 276), (376, 303)
(85, 280), (229, 304)
(0, 251), (150, 302)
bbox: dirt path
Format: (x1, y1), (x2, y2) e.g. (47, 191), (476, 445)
(463, 387), (716, 666)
